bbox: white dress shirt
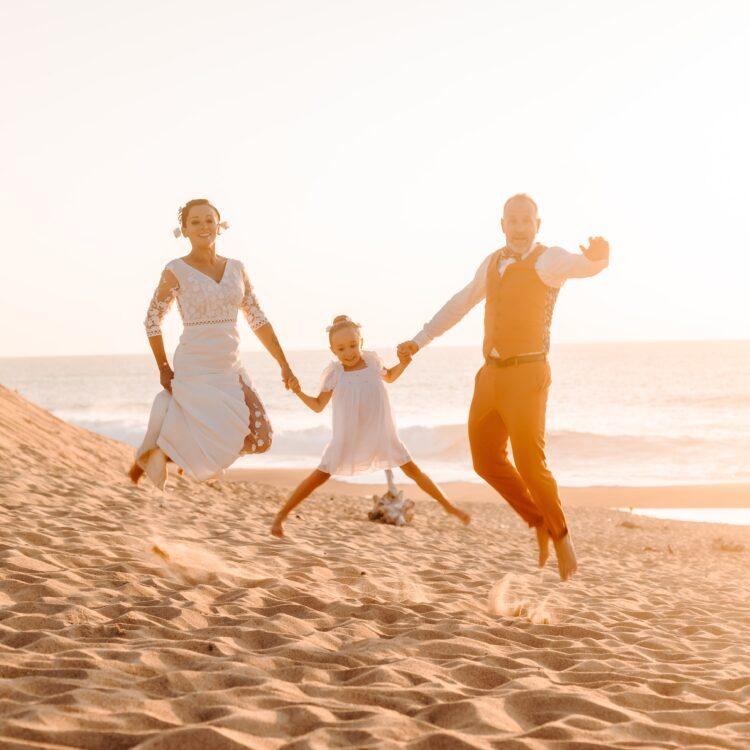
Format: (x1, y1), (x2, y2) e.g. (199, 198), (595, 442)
(412, 244), (608, 350)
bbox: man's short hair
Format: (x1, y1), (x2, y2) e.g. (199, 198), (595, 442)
(503, 193), (538, 215)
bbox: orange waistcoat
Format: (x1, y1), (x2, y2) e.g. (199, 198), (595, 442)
(482, 245), (560, 360)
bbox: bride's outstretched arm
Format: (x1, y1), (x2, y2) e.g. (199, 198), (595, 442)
(240, 264), (298, 391)
(253, 323), (299, 392)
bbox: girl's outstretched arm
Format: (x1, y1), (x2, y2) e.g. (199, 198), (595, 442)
(293, 384), (332, 413)
(382, 353), (412, 384)
(239, 264), (298, 392)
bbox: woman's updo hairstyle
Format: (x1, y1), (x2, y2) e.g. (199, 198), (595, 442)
(178, 198), (220, 229)
(173, 198), (229, 237)
(327, 315), (362, 344)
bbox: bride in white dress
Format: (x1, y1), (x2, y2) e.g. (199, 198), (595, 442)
(129, 198), (298, 489)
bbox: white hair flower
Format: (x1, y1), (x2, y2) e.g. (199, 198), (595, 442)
(219, 221), (230, 232)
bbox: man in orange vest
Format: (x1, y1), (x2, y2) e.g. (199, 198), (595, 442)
(398, 194), (609, 580)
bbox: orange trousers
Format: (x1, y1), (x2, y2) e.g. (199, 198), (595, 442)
(468, 359), (568, 540)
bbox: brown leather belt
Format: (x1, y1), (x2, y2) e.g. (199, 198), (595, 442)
(485, 353), (547, 368)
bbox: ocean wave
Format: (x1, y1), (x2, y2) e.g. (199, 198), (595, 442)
(60, 412), (749, 485)
(68, 413), (749, 462)
(4, 343), (744, 488)
(255, 423), (749, 465)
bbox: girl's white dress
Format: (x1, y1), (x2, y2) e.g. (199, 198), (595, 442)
(318, 351), (411, 476)
(135, 257), (270, 489)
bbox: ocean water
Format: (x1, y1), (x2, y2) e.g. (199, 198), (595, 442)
(1, 341), (748, 488)
(631, 508), (750, 526)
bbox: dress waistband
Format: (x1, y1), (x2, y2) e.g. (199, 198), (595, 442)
(184, 318), (237, 327)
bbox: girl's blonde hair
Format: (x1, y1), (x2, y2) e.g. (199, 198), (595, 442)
(327, 315), (361, 344)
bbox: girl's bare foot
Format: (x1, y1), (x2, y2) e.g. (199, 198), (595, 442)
(271, 517), (285, 538)
(535, 525), (550, 568)
(553, 532), (578, 581)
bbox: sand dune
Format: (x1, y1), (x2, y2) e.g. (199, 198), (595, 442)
(1, 383), (749, 749)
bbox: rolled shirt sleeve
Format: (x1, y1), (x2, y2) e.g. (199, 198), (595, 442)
(412, 253), (492, 349)
(536, 246), (609, 288)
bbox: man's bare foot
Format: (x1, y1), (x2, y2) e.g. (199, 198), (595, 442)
(270, 517), (285, 538)
(553, 533), (578, 581)
(448, 505), (471, 525)
(535, 525), (550, 568)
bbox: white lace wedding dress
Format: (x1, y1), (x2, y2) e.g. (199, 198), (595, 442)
(134, 257), (271, 489)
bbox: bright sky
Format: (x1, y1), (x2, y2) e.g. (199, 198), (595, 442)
(2, 0), (748, 357)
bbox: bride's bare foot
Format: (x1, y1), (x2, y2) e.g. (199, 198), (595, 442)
(127, 462), (144, 485)
(553, 532), (578, 581)
(535, 525), (550, 568)
(270, 517), (285, 538)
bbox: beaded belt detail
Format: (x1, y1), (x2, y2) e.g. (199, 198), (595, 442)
(184, 318), (237, 327)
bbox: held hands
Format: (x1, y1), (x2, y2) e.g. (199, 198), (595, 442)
(281, 364), (299, 392)
(159, 365), (174, 394)
(397, 340), (419, 360)
(580, 236), (610, 262)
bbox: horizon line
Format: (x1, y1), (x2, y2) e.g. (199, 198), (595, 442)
(1, 337), (748, 361)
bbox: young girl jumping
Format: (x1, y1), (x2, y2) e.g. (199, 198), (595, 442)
(270, 315), (471, 537)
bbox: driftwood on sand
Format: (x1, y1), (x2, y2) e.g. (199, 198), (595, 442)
(368, 469), (415, 526)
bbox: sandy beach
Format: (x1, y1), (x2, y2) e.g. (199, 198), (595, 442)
(227, 468), (750, 510)
(2, 382), (750, 749)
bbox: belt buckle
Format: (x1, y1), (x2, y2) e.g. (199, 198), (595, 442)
(487, 355), (512, 367)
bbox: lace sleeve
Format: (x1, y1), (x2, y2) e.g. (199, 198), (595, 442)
(144, 267), (179, 337)
(240, 263), (269, 331)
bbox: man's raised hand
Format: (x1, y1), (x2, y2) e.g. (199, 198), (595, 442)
(580, 236), (610, 262)
(397, 340), (420, 359)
